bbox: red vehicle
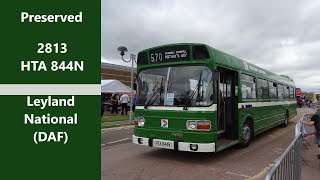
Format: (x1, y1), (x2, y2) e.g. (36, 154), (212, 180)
(296, 88), (302, 97)
(296, 88), (302, 108)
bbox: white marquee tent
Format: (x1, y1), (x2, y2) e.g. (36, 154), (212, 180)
(101, 80), (131, 93)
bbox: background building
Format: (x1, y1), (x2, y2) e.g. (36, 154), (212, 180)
(101, 62), (137, 112)
(101, 62), (137, 86)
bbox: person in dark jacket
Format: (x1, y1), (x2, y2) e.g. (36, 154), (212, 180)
(301, 114), (320, 158)
(111, 93), (119, 114)
(132, 95), (136, 112)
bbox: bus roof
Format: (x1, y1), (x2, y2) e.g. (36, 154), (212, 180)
(138, 43), (295, 87)
(207, 45), (295, 86)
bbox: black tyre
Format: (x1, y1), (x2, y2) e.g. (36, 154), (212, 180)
(281, 112), (289, 127)
(238, 120), (253, 148)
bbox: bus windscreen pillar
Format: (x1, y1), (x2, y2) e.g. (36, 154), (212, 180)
(1, 1), (100, 179)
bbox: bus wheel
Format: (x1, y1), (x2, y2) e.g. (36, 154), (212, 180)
(239, 120), (252, 148)
(281, 112), (289, 127)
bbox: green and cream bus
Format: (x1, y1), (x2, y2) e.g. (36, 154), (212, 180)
(132, 43), (296, 152)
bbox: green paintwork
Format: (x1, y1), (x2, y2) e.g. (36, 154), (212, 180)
(135, 110), (217, 143)
(238, 103), (297, 137)
(134, 43), (297, 152)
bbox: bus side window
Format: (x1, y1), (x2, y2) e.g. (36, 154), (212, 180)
(289, 87), (294, 99)
(284, 86), (290, 99)
(278, 84), (284, 99)
(257, 78), (269, 100)
(240, 74), (256, 100)
(269, 81), (277, 99)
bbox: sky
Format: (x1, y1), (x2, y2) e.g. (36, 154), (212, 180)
(102, 0), (320, 92)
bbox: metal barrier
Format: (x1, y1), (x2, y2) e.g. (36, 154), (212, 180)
(265, 132), (302, 180)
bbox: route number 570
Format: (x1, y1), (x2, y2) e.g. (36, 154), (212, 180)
(37, 43), (67, 54)
(150, 53), (163, 62)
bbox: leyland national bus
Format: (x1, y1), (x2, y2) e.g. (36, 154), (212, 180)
(132, 43), (297, 152)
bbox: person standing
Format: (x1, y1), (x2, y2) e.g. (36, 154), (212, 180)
(301, 114), (320, 159)
(297, 97), (302, 108)
(120, 93), (129, 115)
(111, 93), (119, 114)
(132, 95), (136, 112)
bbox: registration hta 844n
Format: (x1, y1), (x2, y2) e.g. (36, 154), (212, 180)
(132, 43), (297, 153)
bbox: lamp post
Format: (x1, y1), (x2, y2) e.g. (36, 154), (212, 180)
(117, 46), (136, 124)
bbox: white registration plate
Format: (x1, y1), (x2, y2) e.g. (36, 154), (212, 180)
(153, 139), (174, 149)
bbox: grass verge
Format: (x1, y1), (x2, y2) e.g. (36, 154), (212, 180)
(101, 124), (121, 129)
(101, 113), (134, 123)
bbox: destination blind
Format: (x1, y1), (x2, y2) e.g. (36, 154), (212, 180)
(149, 45), (190, 64)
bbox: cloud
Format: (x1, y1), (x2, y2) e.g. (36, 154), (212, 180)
(102, 0), (320, 92)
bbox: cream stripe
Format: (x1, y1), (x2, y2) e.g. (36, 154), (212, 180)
(136, 101), (296, 112)
(0, 84), (100, 95)
(238, 101), (296, 108)
(136, 104), (217, 111)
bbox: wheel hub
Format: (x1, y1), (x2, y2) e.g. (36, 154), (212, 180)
(242, 125), (251, 143)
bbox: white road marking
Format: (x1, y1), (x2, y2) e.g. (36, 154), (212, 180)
(107, 138), (130, 145)
(202, 165), (251, 178)
(225, 171), (251, 178)
(101, 125), (134, 133)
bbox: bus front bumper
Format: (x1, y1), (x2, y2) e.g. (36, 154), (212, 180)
(132, 135), (215, 152)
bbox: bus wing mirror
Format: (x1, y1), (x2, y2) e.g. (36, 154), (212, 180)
(212, 71), (219, 81)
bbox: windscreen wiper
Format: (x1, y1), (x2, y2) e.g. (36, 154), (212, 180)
(183, 71), (202, 110)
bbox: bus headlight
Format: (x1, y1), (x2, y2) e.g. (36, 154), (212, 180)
(186, 120), (211, 131)
(137, 117), (145, 127)
(186, 121), (197, 130)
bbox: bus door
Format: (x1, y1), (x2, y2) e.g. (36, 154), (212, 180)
(218, 67), (238, 140)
